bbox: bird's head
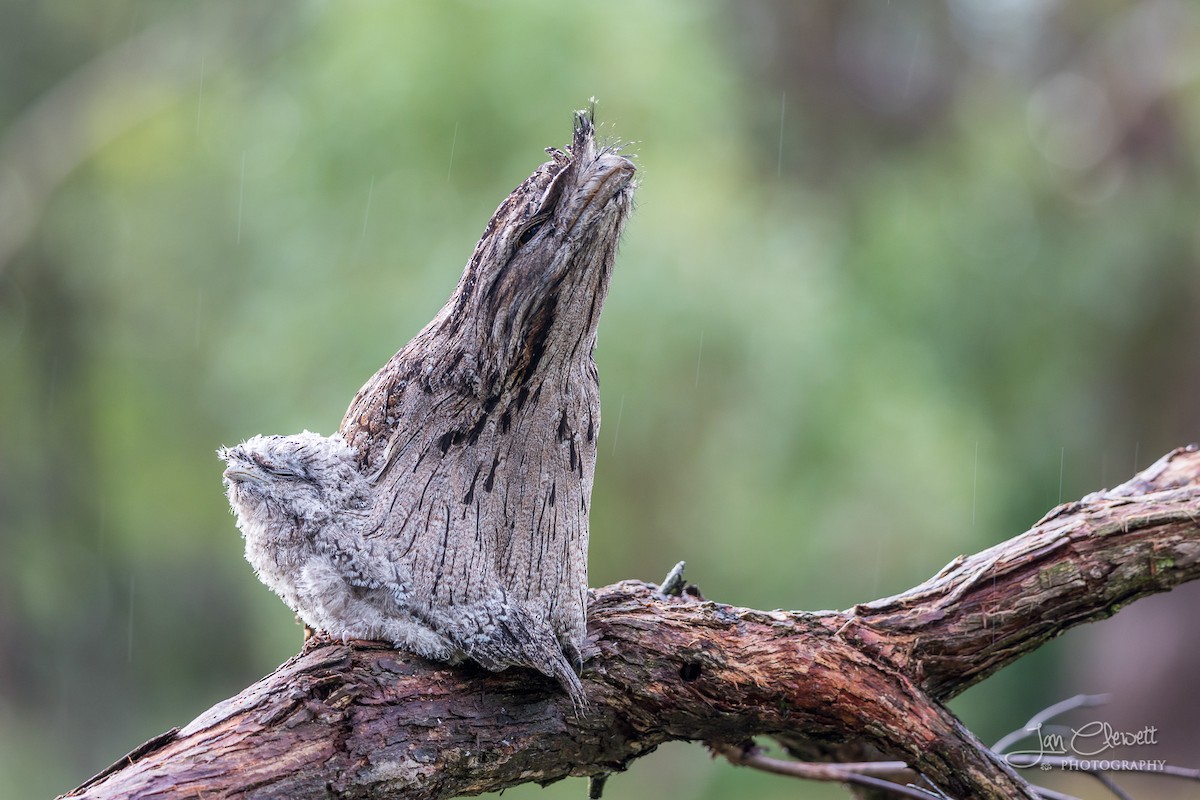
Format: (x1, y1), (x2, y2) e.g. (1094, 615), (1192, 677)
(218, 431), (370, 534)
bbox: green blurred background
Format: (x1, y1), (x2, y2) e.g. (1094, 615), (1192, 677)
(2, 2), (1198, 798)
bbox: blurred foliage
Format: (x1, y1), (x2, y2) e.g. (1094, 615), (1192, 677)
(2, 1), (1199, 798)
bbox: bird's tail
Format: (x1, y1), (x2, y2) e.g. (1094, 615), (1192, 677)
(466, 607), (588, 714)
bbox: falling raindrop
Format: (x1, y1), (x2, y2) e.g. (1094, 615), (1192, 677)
(611, 393), (625, 456)
(195, 55), (206, 135)
(236, 151), (246, 245)
(194, 289), (204, 348)
(972, 440), (979, 529)
(1058, 447), (1065, 505)
(127, 576), (135, 665)
(360, 176), (375, 243)
(776, 93), (786, 178)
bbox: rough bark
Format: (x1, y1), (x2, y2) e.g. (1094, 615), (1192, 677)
(63, 445), (1200, 800)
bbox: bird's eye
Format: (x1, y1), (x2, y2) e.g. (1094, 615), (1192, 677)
(516, 214), (548, 247)
(254, 457), (299, 479)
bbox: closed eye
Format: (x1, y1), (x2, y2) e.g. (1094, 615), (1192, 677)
(250, 454), (301, 479)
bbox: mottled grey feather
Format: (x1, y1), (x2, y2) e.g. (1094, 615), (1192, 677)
(220, 109), (635, 710)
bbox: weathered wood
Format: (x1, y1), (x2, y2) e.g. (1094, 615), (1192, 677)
(63, 447), (1200, 800)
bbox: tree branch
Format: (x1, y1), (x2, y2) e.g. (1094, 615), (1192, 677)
(62, 446), (1200, 800)
(847, 444), (1200, 699)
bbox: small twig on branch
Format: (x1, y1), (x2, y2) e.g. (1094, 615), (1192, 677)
(1141, 764), (1200, 780)
(710, 742), (930, 798)
(1032, 789), (1082, 800)
(1005, 754), (1200, 781)
(586, 772), (609, 799)
(657, 561), (688, 597)
(993, 693), (1112, 752)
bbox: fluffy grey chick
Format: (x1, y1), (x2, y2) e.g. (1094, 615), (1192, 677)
(220, 432), (452, 661)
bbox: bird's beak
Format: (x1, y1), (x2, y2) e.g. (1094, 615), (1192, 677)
(222, 466), (263, 484)
(218, 446), (263, 485)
